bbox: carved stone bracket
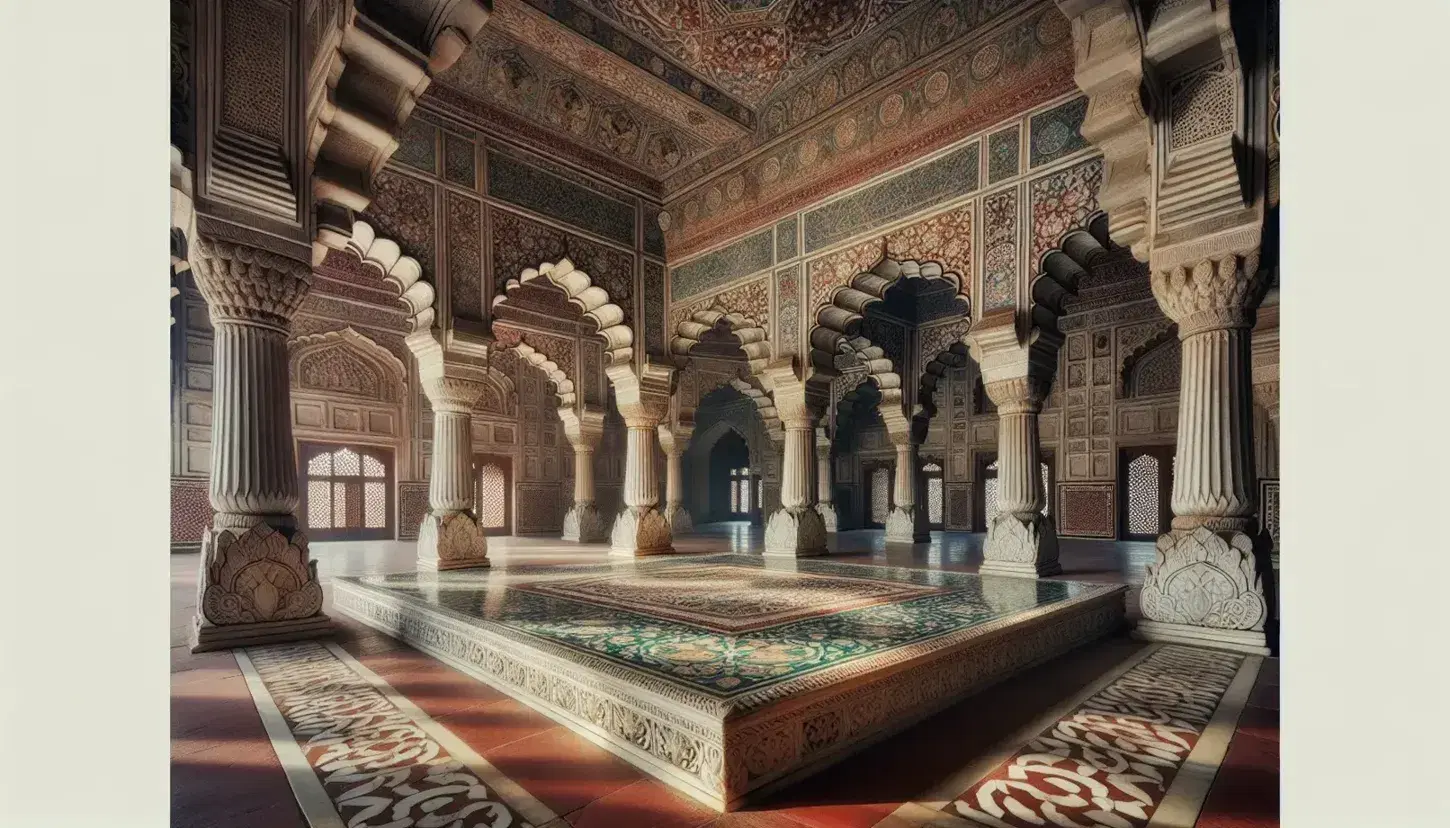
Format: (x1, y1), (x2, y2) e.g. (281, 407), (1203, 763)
(1056, 0), (1154, 259)
(309, 1), (494, 255)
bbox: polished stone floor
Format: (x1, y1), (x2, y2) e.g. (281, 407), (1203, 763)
(171, 525), (1277, 828)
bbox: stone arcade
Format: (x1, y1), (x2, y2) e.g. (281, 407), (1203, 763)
(169, 1), (1281, 825)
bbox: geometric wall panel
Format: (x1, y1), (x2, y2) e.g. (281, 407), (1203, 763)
(1057, 483), (1115, 538)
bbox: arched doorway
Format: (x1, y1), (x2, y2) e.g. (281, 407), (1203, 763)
(707, 428), (755, 523)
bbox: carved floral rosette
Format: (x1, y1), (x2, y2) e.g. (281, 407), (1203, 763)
(1139, 526), (1267, 631)
(200, 524), (325, 625)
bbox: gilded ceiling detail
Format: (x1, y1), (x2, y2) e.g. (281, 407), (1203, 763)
(425, 0), (1049, 201)
(571, 0), (919, 106)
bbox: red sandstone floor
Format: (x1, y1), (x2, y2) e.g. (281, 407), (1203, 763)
(170, 528), (1279, 828)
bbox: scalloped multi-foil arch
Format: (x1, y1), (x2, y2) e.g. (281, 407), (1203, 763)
(668, 305), (772, 376)
(507, 338), (577, 409)
(343, 220), (436, 332)
(494, 257), (634, 367)
(692, 369), (784, 436)
(915, 319), (976, 428)
(1118, 321), (1179, 399)
(806, 257), (967, 406)
(287, 326), (410, 403)
(1030, 211), (1113, 338)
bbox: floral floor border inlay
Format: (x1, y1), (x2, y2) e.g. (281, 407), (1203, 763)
(235, 640), (558, 828)
(946, 644), (1256, 828)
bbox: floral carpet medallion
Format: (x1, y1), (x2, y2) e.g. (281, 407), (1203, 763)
(340, 555), (1105, 699)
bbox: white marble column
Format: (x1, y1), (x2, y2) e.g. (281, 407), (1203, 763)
(968, 324), (1062, 577)
(980, 377), (1061, 577)
(658, 424), (694, 534)
(762, 365), (827, 557)
(561, 409), (608, 543)
(607, 363), (676, 557)
(408, 331), (492, 571)
(884, 436), (929, 543)
(1138, 251), (1272, 654)
(188, 235), (332, 653)
(814, 427), (838, 532)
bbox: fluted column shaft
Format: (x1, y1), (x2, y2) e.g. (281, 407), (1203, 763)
(892, 442), (918, 511)
(816, 445), (833, 506)
(208, 319), (299, 526)
(664, 447), (684, 503)
(430, 408), (475, 513)
(781, 421), (815, 509)
(574, 446), (596, 505)
(1172, 326), (1257, 530)
(996, 398), (1044, 518)
(624, 423), (661, 509)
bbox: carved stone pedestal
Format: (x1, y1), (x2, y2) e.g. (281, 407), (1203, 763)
(190, 524), (333, 653)
(610, 506), (674, 558)
(1136, 526), (1270, 654)
(563, 503), (609, 543)
(417, 511), (490, 571)
(765, 507), (827, 558)
(815, 502), (839, 533)
(980, 513), (1062, 579)
(884, 507), (929, 544)
(663, 503), (694, 534)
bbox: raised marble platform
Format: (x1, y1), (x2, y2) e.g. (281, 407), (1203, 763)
(332, 554), (1127, 811)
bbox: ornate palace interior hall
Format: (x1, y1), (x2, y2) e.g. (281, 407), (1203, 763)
(164, 0), (1283, 826)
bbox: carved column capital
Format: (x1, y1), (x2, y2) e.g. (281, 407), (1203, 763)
(657, 424), (694, 457)
(1253, 381), (1280, 415)
(607, 361), (675, 427)
(421, 375), (487, 413)
(968, 321), (1059, 399)
(559, 407), (606, 451)
(983, 377), (1051, 414)
(190, 234), (312, 330)
(1150, 251), (1267, 337)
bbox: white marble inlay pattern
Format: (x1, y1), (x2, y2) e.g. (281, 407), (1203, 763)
(237, 640), (558, 828)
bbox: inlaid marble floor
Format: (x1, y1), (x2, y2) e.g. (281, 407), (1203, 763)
(171, 527), (1277, 828)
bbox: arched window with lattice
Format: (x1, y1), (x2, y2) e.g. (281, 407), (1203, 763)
(923, 460), (945, 529)
(1118, 445), (1175, 540)
(866, 463), (893, 528)
(729, 466), (754, 518)
(474, 455), (512, 536)
(299, 443), (394, 541)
